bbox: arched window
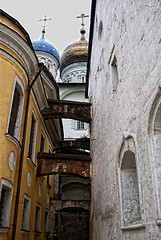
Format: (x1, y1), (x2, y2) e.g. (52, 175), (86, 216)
(120, 150), (141, 226)
(7, 75), (25, 141)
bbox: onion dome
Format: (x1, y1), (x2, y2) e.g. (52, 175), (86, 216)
(60, 25), (88, 73)
(32, 30), (60, 62)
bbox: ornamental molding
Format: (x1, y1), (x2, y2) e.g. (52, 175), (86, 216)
(0, 23), (38, 77)
(0, 49), (28, 84)
(61, 62), (87, 77)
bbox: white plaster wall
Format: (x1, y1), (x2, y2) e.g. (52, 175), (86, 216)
(88, 0), (161, 239)
(59, 85), (89, 139)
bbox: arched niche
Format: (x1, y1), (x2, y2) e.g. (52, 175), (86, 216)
(118, 136), (142, 227)
(149, 93), (161, 220)
(121, 150), (141, 225)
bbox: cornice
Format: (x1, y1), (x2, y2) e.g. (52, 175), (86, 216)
(0, 23), (38, 77)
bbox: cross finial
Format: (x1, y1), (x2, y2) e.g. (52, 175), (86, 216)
(39, 15), (52, 33)
(77, 13), (89, 40)
(77, 13), (89, 27)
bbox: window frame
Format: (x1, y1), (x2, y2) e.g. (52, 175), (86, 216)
(27, 110), (38, 163)
(35, 202), (41, 233)
(118, 136), (144, 230)
(21, 194), (31, 231)
(0, 178), (13, 229)
(44, 209), (49, 234)
(40, 131), (46, 153)
(76, 120), (85, 130)
(7, 75), (25, 141)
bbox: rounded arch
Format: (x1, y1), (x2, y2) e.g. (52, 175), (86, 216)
(60, 181), (90, 201)
(118, 134), (136, 167)
(148, 91), (161, 219)
(118, 136), (143, 227)
(148, 91), (161, 134)
(60, 88), (85, 100)
(121, 150), (136, 170)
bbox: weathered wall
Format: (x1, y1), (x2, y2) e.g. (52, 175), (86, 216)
(88, 0), (161, 239)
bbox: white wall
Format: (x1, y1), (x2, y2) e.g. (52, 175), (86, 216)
(88, 0), (161, 239)
(59, 85), (89, 139)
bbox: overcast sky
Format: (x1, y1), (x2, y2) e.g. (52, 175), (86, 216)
(1, 0), (91, 54)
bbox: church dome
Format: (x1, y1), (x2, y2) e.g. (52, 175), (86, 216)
(32, 31), (60, 62)
(60, 29), (88, 73)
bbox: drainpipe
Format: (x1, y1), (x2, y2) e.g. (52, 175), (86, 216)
(11, 64), (43, 240)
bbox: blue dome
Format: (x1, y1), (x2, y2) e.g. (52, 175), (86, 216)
(32, 33), (60, 62)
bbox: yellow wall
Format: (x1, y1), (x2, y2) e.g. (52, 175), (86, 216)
(0, 13), (56, 240)
(14, 93), (55, 240)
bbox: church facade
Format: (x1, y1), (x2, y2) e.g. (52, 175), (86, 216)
(87, 0), (161, 239)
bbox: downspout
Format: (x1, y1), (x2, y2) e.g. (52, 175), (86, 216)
(11, 64), (43, 240)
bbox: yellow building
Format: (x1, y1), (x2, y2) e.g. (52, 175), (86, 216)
(0, 9), (63, 240)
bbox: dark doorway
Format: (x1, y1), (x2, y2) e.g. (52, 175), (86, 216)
(56, 208), (90, 240)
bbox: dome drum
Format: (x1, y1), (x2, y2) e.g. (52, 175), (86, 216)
(32, 33), (60, 62)
(60, 40), (88, 74)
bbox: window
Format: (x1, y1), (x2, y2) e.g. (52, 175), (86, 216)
(21, 194), (31, 231)
(47, 148), (52, 187)
(35, 203), (41, 232)
(111, 56), (119, 91)
(40, 58), (45, 64)
(44, 209), (49, 234)
(0, 179), (13, 228)
(28, 111), (37, 162)
(47, 175), (51, 187)
(82, 76), (85, 83)
(40, 132), (46, 153)
(46, 60), (52, 72)
(76, 121), (85, 130)
(120, 150), (141, 225)
(7, 76), (25, 140)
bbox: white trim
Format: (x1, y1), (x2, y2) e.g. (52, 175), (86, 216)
(27, 110), (38, 163)
(6, 134), (21, 149)
(118, 135), (144, 227)
(35, 202), (41, 232)
(148, 93), (161, 220)
(21, 194), (31, 231)
(0, 178), (13, 228)
(0, 23), (38, 77)
(40, 131), (46, 152)
(0, 227), (10, 232)
(121, 223), (145, 231)
(60, 88), (86, 100)
(0, 49), (28, 83)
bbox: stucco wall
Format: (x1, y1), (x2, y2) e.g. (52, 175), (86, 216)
(88, 0), (161, 239)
